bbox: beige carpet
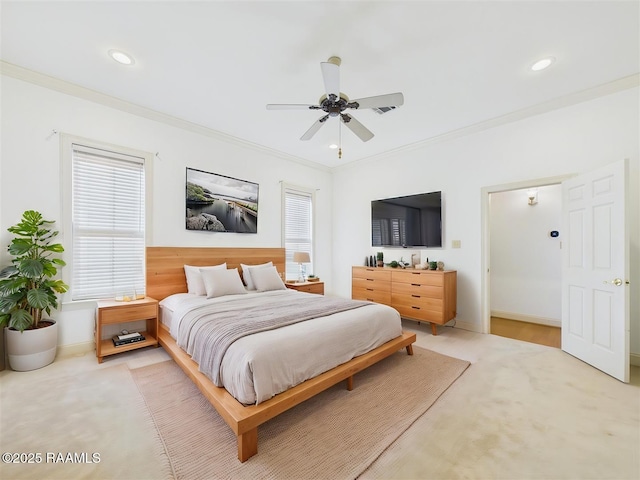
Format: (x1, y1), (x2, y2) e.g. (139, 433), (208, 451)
(131, 346), (470, 479)
(0, 362), (172, 480)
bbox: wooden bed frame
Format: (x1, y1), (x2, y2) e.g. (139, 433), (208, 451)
(146, 246), (416, 462)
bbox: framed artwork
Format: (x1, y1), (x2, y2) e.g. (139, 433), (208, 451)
(186, 167), (259, 233)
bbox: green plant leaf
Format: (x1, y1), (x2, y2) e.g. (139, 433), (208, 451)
(48, 279), (69, 294)
(19, 259), (44, 278)
(0, 293), (21, 314)
(8, 239), (33, 256)
(41, 261), (57, 277)
(0, 277), (28, 295)
(10, 309), (33, 331)
(45, 243), (64, 253)
(27, 288), (50, 310)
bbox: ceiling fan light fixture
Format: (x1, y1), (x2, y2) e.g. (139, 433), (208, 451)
(531, 56), (555, 71)
(108, 49), (135, 65)
(328, 144), (338, 149)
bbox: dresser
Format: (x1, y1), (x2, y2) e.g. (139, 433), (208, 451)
(352, 266), (457, 335)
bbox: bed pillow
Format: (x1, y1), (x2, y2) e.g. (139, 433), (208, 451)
(201, 268), (247, 298)
(159, 293), (197, 311)
(252, 266), (286, 292)
(184, 263), (226, 295)
(240, 262), (273, 290)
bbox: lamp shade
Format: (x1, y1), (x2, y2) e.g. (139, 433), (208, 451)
(293, 252), (311, 263)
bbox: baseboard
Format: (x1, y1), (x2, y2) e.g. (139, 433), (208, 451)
(631, 353), (640, 367)
(57, 341), (94, 359)
(491, 310), (561, 328)
(447, 319), (482, 333)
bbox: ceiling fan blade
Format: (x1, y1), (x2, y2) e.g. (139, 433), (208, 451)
(350, 92), (404, 110)
(300, 114), (330, 141)
(266, 104), (318, 110)
(320, 61), (340, 98)
(341, 114), (374, 142)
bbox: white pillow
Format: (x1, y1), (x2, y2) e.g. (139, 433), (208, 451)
(251, 266), (286, 292)
(240, 262), (273, 290)
(184, 263), (226, 295)
(201, 268), (247, 298)
(159, 293), (197, 311)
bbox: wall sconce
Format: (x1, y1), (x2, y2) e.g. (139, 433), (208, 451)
(527, 189), (538, 206)
(293, 251), (311, 282)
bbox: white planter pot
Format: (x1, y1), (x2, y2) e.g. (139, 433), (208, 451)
(5, 320), (58, 371)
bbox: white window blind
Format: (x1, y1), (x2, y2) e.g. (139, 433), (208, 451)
(71, 144), (145, 301)
(283, 186), (314, 280)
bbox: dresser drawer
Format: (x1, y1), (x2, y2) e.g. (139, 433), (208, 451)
(100, 303), (157, 324)
(392, 282), (442, 299)
(353, 286), (391, 305)
(391, 270), (443, 286)
(352, 277), (391, 290)
(394, 302), (444, 323)
(352, 267), (391, 282)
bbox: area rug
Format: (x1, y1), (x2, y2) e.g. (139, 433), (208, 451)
(131, 346), (470, 480)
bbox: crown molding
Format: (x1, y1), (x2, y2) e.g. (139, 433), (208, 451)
(0, 61), (330, 173)
(334, 73), (640, 172)
(3, 60), (636, 175)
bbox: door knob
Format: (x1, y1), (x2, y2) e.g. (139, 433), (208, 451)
(603, 278), (623, 286)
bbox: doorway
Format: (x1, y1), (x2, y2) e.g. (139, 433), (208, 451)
(481, 176), (570, 346)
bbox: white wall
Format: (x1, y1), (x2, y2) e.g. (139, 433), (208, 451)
(331, 87), (640, 356)
(0, 75), (333, 350)
(489, 185), (562, 325)
(2, 74), (639, 360)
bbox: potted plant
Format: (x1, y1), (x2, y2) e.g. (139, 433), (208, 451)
(307, 274), (319, 282)
(0, 210), (68, 371)
(376, 251), (384, 267)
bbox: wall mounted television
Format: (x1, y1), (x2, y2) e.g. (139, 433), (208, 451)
(371, 191), (442, 247)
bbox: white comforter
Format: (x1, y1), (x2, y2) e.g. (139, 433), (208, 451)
(160, 290), (402, 405)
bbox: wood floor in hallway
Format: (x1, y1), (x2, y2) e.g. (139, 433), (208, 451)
(491, 317), (561, 348)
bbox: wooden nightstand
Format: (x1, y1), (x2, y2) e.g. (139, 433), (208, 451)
(95, 297), (159, 363)
(285, 281), (324, 295)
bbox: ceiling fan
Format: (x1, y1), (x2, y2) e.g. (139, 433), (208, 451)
(266, 56), (404, 151)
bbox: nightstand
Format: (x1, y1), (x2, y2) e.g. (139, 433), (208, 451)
(95, 297), (159, 363)
(285, 281), (324, 295)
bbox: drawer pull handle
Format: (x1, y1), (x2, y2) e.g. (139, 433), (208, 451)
(411, 283), (420, 287)
(367, 298), (374, 301)
(366, 288), (374, 291)
(366, 279), (374, 281)
(412, 272), (420, 275)
(412, 294), (420, 298)
(412, 306), (420, 310)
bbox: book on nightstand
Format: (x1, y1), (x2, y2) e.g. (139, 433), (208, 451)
(112, 334), (145, 347)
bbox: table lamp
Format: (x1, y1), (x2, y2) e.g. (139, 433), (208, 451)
(293, 251), (311, 283)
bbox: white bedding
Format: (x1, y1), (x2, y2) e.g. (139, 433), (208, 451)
(160, 289), (402, 405)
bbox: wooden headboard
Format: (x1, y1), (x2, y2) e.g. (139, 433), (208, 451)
(146, 247), (286, 301)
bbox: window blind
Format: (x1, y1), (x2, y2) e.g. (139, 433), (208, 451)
(283, 187), (313, 280)
(71, 144), (145, 300)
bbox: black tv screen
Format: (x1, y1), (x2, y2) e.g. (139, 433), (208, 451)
(371, 191), (442, 247)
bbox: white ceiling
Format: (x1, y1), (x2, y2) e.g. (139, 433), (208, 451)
(1, 1), (638, 169)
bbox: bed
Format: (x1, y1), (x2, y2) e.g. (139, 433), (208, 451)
(146, 247), (416, 462)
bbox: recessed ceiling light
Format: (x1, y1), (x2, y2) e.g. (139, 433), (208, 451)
(108, 49), (135, 65)
(328, 144), (338, 149)
(531, 56), (555, 71)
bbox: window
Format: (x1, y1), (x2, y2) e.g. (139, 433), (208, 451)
(282, 184), (314, 281)
(63, 137), (152, 301)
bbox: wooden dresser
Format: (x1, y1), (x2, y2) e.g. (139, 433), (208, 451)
(352, 266), (457, 335)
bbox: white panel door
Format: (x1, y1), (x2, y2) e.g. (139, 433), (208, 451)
(562, 159), (630, 382)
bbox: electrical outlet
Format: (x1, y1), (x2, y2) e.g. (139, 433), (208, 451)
(451, 240), (461, 249)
